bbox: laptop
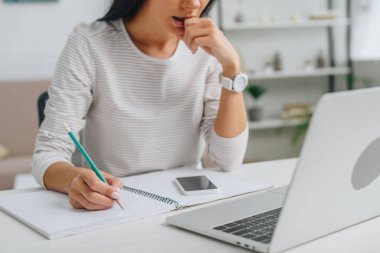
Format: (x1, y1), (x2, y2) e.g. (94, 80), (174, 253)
(167, 87), (380, 252)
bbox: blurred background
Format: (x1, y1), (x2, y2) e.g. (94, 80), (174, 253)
(0, 0), (379, 190)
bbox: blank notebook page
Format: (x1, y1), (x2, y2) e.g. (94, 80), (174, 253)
(0, 189), (174, 239)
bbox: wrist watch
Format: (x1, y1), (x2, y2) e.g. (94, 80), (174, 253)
(220, 72), (248, 93)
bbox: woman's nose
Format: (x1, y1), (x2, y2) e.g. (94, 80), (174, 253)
(182, 0), (202, 11)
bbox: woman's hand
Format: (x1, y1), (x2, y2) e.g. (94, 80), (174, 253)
(183, 17), (240, 77)
(67, 169), (123, 210)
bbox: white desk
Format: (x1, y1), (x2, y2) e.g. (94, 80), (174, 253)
(1, 159), (379, 253)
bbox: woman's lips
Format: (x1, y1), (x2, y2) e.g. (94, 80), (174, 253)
(172, 16), (186, 27)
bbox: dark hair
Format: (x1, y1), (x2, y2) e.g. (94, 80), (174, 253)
(98, 0), (145, 22)
(99, 0), (216, 22)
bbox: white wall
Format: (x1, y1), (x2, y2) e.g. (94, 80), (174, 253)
(0, 0), (110, 81)
(352, 0), (380, 60)
(351, 0), (380, 88)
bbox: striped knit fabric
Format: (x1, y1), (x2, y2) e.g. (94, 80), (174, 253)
(32, 19), (248, 187)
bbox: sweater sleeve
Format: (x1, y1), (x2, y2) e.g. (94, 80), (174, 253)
(32, 28), (94, 187)
(200, 59), (249, 171)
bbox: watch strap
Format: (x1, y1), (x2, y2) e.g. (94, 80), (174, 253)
(220, 75), (233, 91)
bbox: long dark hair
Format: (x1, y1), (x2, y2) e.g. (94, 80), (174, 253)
(98, 0), (144, 21)
(99, 0), (216, 22)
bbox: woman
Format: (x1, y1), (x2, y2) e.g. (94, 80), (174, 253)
(32, 0), (248, 210)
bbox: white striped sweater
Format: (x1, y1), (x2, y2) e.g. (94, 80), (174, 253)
(32, 19), (248, 187)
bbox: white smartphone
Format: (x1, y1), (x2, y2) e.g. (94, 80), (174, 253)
(174, 176), (220, 196)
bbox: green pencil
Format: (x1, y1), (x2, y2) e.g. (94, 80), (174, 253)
(64, 123), (125, 210)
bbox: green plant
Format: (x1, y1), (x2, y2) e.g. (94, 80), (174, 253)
(348, 73), (374, 88)
(245, 84), (266, 121)
(245, 84), (266, 100)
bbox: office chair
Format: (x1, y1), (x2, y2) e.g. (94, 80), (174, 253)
(37, 91), (49, 126)
(36, 90), (82, 166)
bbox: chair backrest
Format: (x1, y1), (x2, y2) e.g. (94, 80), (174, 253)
(37, 91), (49, 126)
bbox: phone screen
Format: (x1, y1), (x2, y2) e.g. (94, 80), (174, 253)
(176, 176), (218, 191)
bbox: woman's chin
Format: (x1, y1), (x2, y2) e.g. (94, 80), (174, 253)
(170, 27), (185, 38)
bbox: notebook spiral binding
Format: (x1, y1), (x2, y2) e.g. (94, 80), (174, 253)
(122, 186), (180, 209)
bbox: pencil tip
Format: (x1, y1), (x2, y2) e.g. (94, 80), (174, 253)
(116, 200), (125, 211)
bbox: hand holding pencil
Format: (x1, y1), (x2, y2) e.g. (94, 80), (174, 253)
(64, 123), (125, 211)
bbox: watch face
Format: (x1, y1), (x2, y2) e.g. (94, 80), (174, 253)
(233, 74), (248, 92)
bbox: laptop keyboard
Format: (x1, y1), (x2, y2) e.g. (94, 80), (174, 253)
(213, 208), (282, 244)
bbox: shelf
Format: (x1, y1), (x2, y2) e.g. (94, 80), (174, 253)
(223, 19), (350, 31)
(247, 67), (350, 81)
(249, 118), (306, 130)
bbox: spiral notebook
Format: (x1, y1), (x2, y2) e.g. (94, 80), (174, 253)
(0, 167), (272, 239)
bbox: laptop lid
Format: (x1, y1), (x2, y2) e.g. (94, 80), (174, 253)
(271, 87), (380, 252)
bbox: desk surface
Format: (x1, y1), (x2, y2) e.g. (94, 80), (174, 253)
(1, 159), (379, 253)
